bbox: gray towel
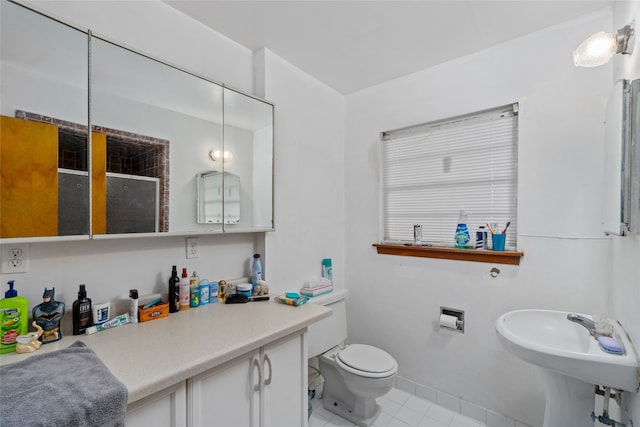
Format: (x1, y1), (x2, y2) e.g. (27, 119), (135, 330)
(0, 341), (128, 427)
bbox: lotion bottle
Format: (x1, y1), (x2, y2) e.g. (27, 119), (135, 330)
(251, 254), (262, 294)
(129, 289), (139, 323)
(179, 268), (190, 310)
(189, 271), (200, 307)
(72, 284), (92, 335)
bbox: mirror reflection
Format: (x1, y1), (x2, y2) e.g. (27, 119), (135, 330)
(91, 36), (225, 234)
(0, 1), (89, 239)
(221, 88), (274, 232)
(197, 171), (240, 225)
(1, 2), (274, 240)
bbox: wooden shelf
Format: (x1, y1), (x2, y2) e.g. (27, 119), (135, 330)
(372, 243), (523, 265)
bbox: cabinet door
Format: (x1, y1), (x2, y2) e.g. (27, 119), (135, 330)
(261, 331), (308, 427)
(188, 350), (260, 427)
(125, 381), (187, 427)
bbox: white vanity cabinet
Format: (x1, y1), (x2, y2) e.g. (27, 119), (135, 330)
(188, 330), (308, 427)
(125, 381), (187, 427)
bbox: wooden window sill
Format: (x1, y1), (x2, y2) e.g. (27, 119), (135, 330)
(372, 243), (523, 265)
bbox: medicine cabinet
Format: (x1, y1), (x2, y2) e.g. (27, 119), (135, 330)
(197, 171), (241, 225)
(603, 79), (639, 235)
(0, 1), (274, 241)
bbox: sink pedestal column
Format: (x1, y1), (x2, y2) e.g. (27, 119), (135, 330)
(540, 369), (594, 427)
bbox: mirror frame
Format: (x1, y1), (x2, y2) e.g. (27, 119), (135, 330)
(603, 78), (640, 236)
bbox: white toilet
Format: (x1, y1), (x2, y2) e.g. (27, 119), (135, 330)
(308, 290), (398, 427)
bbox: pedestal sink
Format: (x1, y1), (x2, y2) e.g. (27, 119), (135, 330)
(495, 309), (639, 427)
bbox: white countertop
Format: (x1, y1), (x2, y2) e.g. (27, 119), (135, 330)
(0, 297), (331, 404)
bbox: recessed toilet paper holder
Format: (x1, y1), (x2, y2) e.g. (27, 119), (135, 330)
(440, 307), (465, 333)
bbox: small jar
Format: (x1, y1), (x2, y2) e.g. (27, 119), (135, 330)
(236, 283), (252, 298)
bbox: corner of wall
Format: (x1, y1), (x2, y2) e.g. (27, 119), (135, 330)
(253, 48), (267, 99)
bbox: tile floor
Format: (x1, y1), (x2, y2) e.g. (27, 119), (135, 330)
(309, 388), (487, 427)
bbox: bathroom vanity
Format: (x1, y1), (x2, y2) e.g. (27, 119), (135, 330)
(0, 298), (330, 427)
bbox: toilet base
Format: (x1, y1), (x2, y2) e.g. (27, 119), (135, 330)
(322, 393), (381, 427)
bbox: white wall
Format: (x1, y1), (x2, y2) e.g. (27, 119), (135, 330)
(255, 48), (347, 293)
(344, 9), (614, 426)
(612, 1), (640, 423)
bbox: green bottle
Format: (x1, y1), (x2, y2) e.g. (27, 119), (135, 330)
(0, 281), (29, 354)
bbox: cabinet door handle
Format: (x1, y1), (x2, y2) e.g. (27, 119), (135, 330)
(263, 353), (272, 386)
(253, 357), (262, 391)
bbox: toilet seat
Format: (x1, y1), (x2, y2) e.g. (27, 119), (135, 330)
(335, 344), (398, 378)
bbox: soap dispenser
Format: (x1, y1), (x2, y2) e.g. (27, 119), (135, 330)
(0, 281), (29, 354)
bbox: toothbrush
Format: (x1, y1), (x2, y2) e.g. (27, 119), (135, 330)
(502, 221), (511, 234)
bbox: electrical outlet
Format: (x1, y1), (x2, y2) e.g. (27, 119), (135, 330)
(186, 237), (200, 259)
(2, 244), (29, 273)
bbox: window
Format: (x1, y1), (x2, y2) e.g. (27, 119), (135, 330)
(380, 104), (518, 250)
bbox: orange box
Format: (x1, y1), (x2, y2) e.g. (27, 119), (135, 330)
(138, 301), (169, 322)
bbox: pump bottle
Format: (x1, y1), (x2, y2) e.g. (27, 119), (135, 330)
(0, 281), (29, 353)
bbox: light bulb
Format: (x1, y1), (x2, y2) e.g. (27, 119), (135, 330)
(573, 31), (618, 67)
(209, 150), (232, 161)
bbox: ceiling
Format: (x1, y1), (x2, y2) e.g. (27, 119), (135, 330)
(165, 1), (612, 95)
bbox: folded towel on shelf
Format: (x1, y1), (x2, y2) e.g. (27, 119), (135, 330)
(0, 341), (128, 427)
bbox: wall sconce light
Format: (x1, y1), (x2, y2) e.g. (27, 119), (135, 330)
(209, 150), (233, 161)
(573, 21), (635, 67)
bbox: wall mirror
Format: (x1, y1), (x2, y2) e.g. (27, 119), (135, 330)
(0, 0), (89, 240)
(195, 88), (274, 231)
(603, 78), (639, 235)
(219, 88), (274, 232)
(0, 1), (274, 242)
(90, 36), (225, 235)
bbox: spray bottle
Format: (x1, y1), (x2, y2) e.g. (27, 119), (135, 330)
(168, 265), (180, 313)
(72, 284), (93, 335)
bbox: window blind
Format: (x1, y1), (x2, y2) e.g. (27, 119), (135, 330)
(381, 104), (518, 249)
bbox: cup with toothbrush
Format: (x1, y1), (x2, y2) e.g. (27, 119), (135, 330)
(487, 221), (510, 251)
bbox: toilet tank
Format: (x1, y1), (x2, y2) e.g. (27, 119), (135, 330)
(307, 289), (348, 358)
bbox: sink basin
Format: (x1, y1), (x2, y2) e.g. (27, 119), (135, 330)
(496, 309), (639, 427)
(496, 309), (638, 392)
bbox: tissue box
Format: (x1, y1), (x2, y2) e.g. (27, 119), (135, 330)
(138, 301), (169, 322)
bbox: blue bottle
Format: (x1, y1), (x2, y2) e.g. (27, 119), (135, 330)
(454, 210), (471, 248)
(251, 254), (263, 294)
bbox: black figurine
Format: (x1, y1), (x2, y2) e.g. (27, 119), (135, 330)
(32, 288), (65, 343)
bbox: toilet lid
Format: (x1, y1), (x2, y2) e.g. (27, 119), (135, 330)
(337, 344), (397, 375)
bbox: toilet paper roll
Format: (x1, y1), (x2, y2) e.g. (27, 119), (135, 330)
(439, 314), (459, 329)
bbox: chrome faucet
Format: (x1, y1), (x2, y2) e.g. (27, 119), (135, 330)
(567, 313), (596, 336)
